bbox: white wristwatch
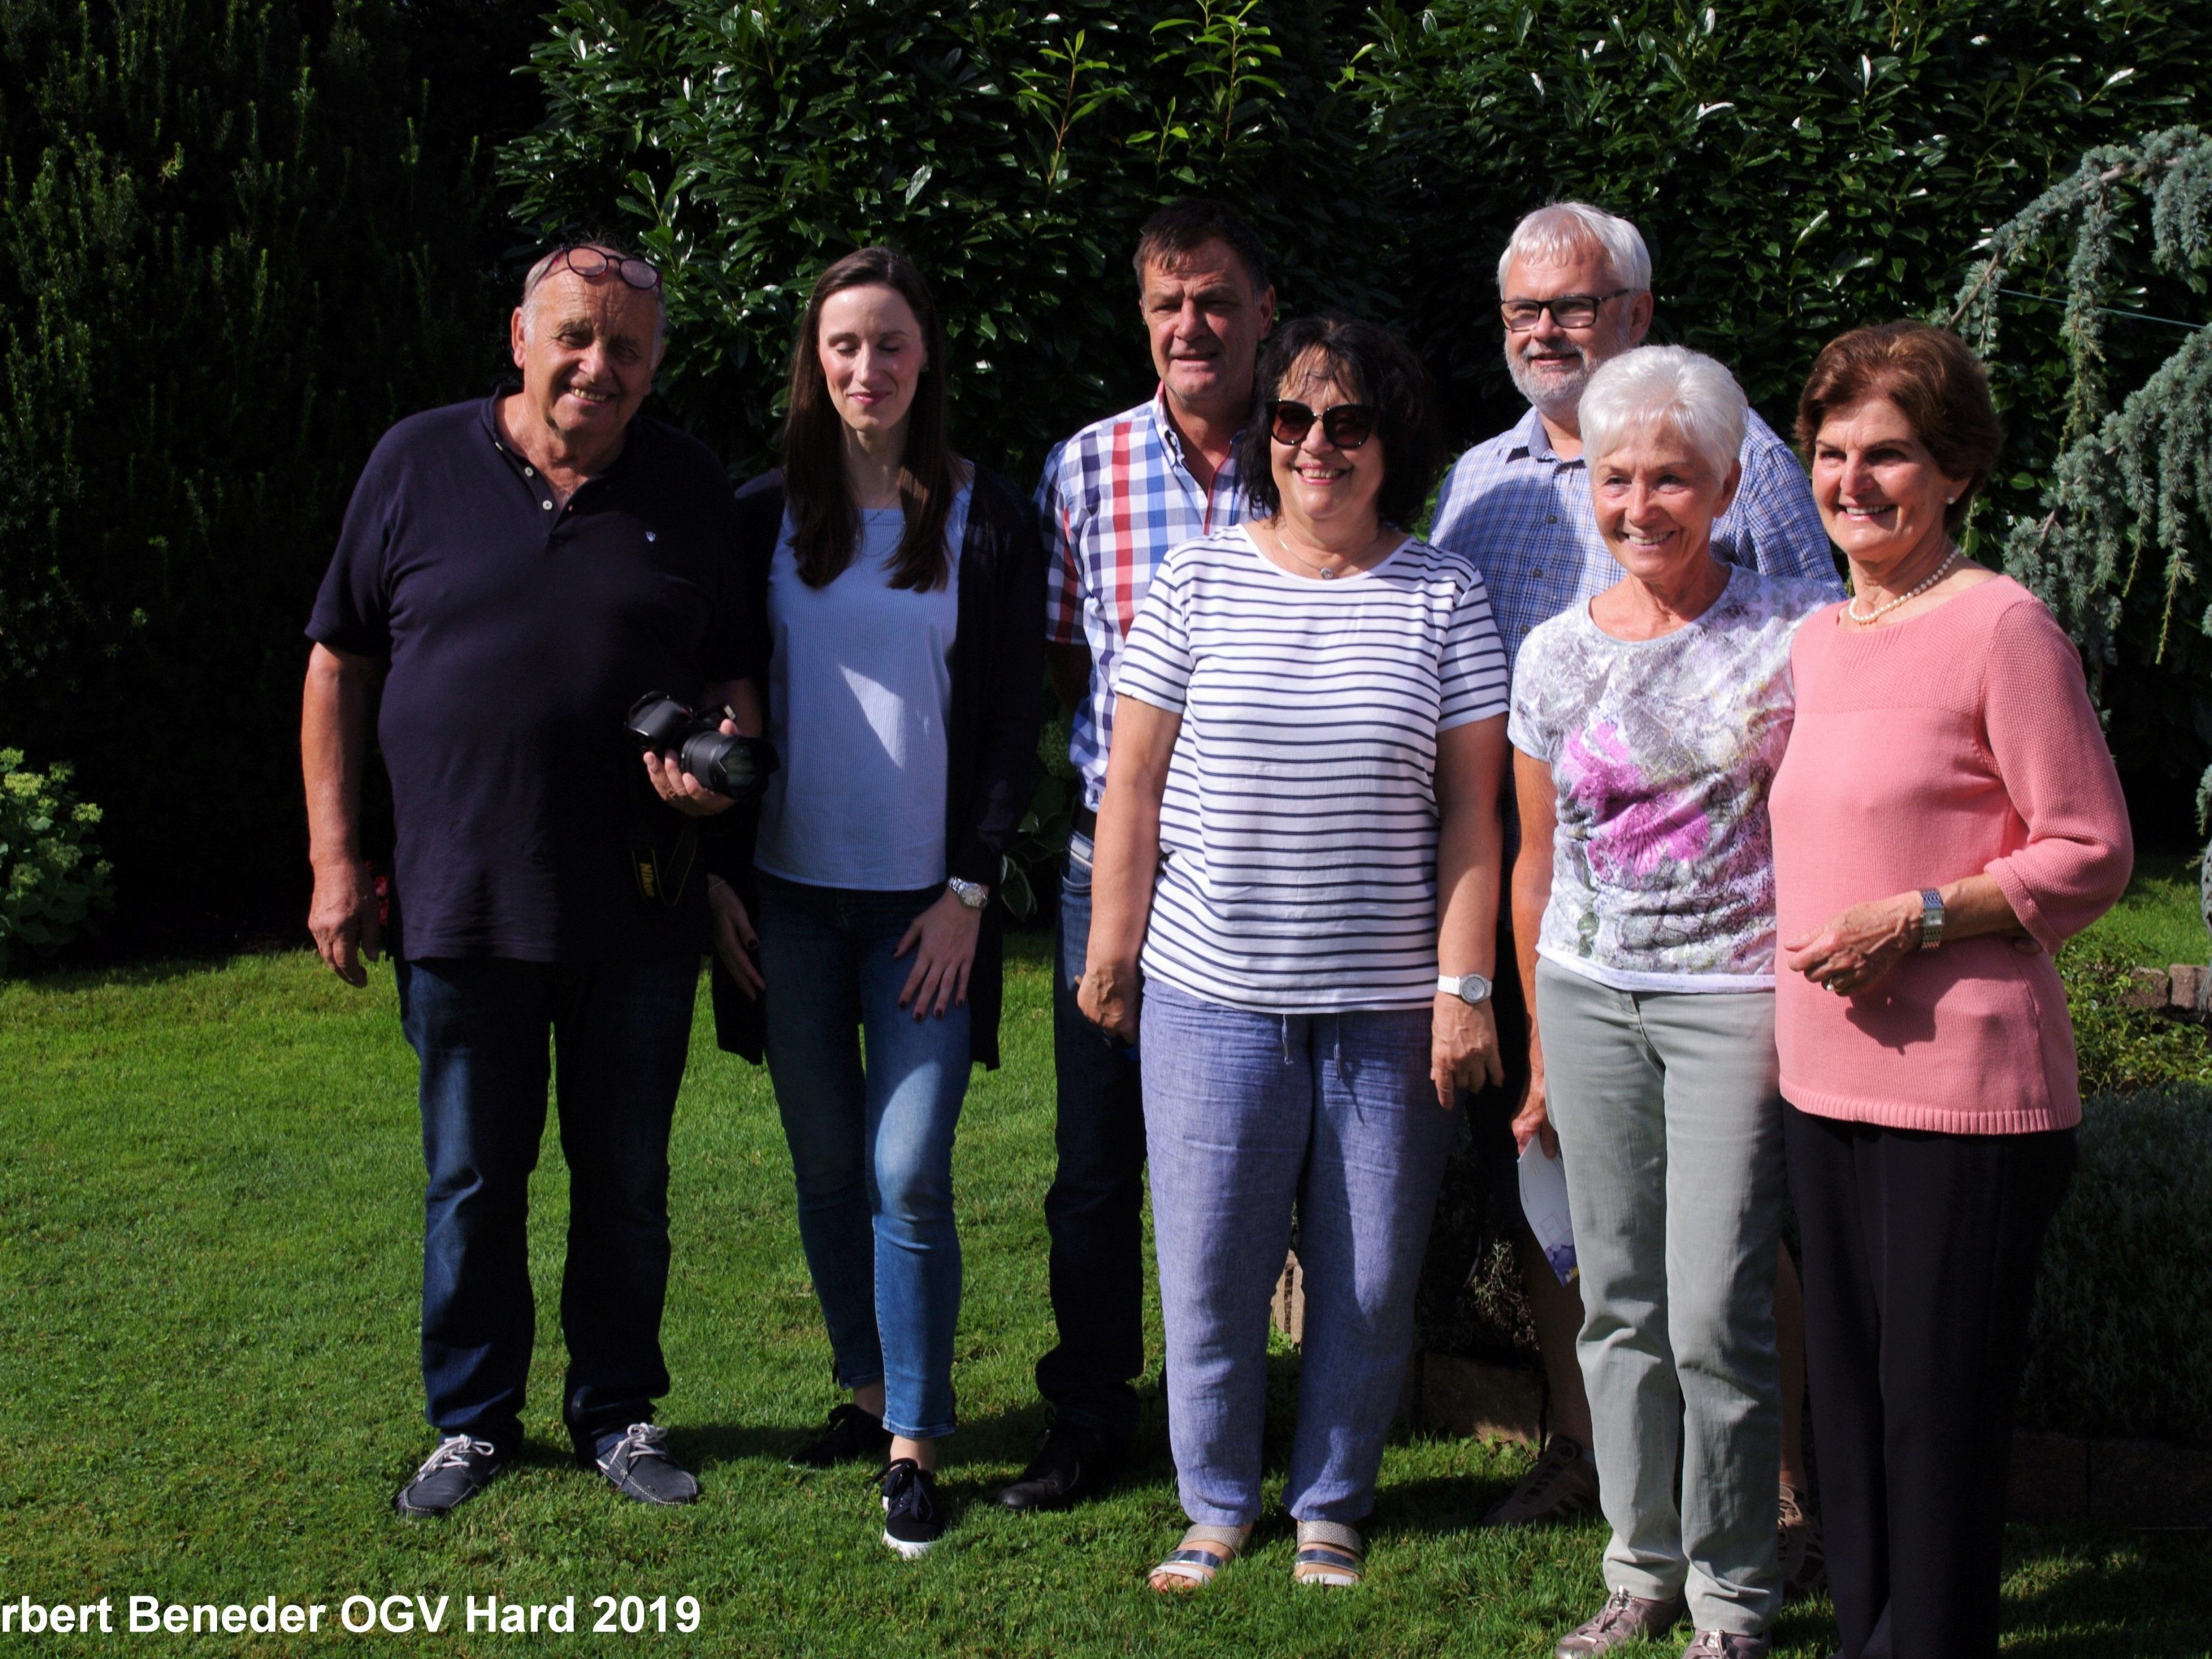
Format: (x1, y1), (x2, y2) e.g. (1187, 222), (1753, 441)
(1438, 972), (1494, 1006)
(947, 877), (990, 911)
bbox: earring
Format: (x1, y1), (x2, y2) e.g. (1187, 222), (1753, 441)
(1946, 494), (1957, 504)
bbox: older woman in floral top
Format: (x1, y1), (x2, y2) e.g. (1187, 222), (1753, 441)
(1509, 346), (1832, 1659)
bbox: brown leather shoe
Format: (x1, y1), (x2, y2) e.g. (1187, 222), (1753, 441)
(1778, 1480), (1826, 1601)
(1680, 1632), (1771, 1658)
(1554, 1589), (1685, 1657)
(1483, 1434), (1601, 1527)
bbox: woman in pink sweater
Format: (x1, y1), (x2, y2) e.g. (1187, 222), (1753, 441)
(1769, 323), (2132, 1659)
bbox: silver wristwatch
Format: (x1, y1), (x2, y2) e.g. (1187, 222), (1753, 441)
(1437, 972), (1494, 1006)
(947, 877), (990, 911)
(1917, 888), (1946, 951)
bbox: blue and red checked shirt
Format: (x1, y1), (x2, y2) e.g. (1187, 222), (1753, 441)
(1428, 404), (1840, 673)
(1039, 389), (1250, 809)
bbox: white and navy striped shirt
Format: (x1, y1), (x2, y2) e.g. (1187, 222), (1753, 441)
(1113, 525), (1510, 1013)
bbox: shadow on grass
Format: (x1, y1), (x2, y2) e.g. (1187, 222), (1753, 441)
(2000, 1524), (2212, 1657)
(674, 1398), (1080, 1485)
(1366, 1470), (1516, 1542)
(0, 953), (257, 993)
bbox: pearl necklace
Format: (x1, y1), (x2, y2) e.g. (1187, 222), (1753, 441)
(1846, 549), (1960, 625)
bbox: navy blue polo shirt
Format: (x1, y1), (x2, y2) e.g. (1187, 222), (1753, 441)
(308, 395), (762, 962)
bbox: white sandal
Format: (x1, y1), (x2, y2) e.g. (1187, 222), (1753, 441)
(1147, 1522), (1253, 1591)
(1292, 1519), (1365, 1586)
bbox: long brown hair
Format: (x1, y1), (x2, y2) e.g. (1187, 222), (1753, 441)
(782, 246), (955, 590)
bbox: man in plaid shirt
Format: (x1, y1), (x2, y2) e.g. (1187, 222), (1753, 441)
(1430, 205), (1838, 1595)
(992, 201), (1275, 1515)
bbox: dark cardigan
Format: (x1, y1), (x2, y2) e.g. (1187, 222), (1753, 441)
(708, 464), (1046, 1070)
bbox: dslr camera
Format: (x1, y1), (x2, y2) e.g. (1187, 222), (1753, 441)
(625, 693), (779, 804)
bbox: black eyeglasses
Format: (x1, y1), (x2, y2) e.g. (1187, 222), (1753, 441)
(1268, 399), (1379, 450)
(1499, 290), (1632, 332)
(544, 245), (663, 292)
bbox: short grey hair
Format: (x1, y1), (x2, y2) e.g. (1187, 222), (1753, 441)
(1579, 345), (1746, 481)
(1495, 202), (1652, 294)
(519, 242), (666, 341)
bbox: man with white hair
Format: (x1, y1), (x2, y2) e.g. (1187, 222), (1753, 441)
(303, 238), (764, 1519)
(1428, 204), (1837, 1548)
(1433, 202), (1835, 665)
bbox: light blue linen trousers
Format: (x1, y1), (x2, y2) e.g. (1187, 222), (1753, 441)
(1140, 980), (1460, 1527)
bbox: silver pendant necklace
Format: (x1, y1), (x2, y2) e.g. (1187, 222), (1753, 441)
(1265, 519), (1380, 580)
(1847, 548), (1960, 625)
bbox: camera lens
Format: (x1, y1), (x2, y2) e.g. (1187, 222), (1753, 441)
(680, 730), (754, 798)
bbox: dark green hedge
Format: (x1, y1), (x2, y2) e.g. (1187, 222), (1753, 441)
(505, 0), (2207, 479)
(0, 0), (510, 941)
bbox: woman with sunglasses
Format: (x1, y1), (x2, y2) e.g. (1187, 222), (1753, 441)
(1080, 313), (1510, 1591)
(704, 246), (1043, 1557)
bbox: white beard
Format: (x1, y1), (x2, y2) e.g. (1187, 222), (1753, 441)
(1508, 346), (1592, 426)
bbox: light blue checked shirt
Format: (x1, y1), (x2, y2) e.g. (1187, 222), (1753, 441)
(1038, 390), (1250, 811)
(1428, 405), (1839, 673)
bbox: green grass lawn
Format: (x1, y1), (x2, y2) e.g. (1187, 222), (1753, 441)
(1, 930), (2206, 1656)
(2072, 851), (2206, 968)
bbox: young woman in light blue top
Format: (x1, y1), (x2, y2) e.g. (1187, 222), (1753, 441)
(705, 247), (1042, 1558)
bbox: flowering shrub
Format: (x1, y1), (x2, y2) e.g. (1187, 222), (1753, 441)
(0, 749), (115, 971)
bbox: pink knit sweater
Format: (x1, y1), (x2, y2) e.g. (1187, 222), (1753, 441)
(1770, 577), (2133, 1133)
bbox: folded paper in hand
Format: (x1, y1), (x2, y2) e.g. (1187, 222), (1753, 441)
(1518, 1142), (1578, 1286)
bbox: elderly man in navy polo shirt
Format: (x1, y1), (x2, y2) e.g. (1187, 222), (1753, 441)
(302, 240), (763, 1519)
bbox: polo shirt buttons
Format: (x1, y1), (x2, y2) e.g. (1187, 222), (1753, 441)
(541, 499), (554, 510)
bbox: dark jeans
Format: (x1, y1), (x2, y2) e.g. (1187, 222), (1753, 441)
(1784, 1105), (2076, 1659)
(396, 952), (698, 1458)
(1035, 830), (1147, 1440)
(1468, 917), (1533, 1221)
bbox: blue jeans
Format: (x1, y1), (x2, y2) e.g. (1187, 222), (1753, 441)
(1035, 830), (1149, 1439)
(756, 872), (971, 1441)
(396, 951), (698, 1458)
(1140, 980), (1459, 1526)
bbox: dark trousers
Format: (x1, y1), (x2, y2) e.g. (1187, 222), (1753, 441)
(1035, 832), (1147, 1440)
(396, 952), (698, 1458)
(1783, 1105), (2075, 1659)
(1468, 921), (1534, 1220)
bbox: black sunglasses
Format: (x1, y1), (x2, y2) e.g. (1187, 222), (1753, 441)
(1268, 399), (1379, 450)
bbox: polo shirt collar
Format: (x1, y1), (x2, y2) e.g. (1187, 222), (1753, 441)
(479, 390), (646, 488)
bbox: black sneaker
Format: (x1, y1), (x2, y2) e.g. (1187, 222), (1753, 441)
(789, 1402), (893, 1469)
(994, 1423), (1126, 1512)
(394, 1434), (504, 1519)
(589, 1422), (699, 1507)
(879, 1458), (946, 1558)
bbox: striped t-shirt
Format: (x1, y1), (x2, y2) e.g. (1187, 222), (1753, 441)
(1113, 525), (1511, 1012)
